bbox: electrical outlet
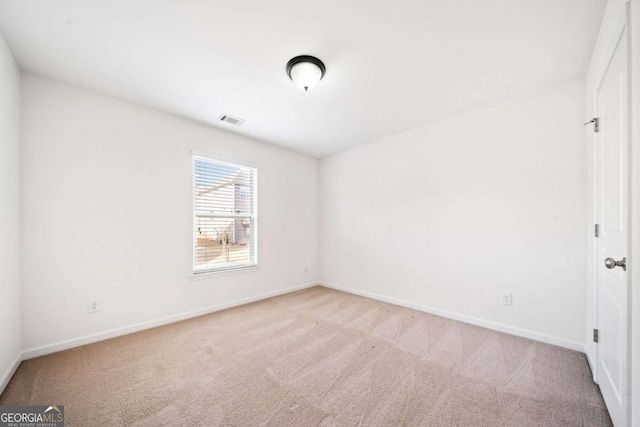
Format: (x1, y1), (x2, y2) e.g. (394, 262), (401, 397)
(88, 299), (101, 313)
(304, 266), (308, 273)
(500, 292), (513, 306)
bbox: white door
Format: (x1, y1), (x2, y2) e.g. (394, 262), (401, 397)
(596, 26), (629, 427)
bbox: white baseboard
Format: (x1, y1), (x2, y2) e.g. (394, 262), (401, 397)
(0, 353), (23, 396)
(22, 281), (319, 360)
(585, 349), (597, 382)
(12, 280), (584, 391)
(320, 281), (585, 353)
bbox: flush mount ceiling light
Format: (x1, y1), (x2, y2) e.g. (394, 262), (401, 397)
(286, 55), (326, 92)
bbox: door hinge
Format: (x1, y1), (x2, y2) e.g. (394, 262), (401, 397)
(584, 117), (599, 132)
(595, 224), (599, 238)
(593, 329), (599, 343)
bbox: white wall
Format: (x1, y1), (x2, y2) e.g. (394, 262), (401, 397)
(20, 73), (318, 353)
(0, 32), (21, 392)
(320, 76), (587, 348)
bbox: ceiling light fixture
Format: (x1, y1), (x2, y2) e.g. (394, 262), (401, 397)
(286, 55), (326, 92)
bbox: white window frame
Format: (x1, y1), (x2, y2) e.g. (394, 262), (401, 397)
(192, 152), (258, 275)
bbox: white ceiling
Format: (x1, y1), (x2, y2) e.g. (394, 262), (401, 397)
(0, 0), (606, 158)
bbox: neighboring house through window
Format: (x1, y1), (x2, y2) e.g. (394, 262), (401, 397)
(193, 154), (257, 273)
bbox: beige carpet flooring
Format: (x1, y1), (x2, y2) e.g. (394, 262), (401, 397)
(1, 286), (611, 426)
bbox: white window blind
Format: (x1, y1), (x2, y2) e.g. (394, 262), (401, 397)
(193, 155), (257, 274)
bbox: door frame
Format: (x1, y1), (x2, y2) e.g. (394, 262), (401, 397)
(629, 0), (640, 424)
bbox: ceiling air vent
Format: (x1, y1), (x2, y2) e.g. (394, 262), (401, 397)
(218, 114), (245, 126)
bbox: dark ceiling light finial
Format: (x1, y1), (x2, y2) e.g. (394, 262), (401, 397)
(286, 55), (326, 92)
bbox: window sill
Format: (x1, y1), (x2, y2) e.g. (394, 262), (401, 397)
(190, 265), (260, 281)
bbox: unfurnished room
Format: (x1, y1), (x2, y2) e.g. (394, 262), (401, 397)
(0, 0), (639, 426)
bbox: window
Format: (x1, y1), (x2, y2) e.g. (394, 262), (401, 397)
(193, 154), (257, 274)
